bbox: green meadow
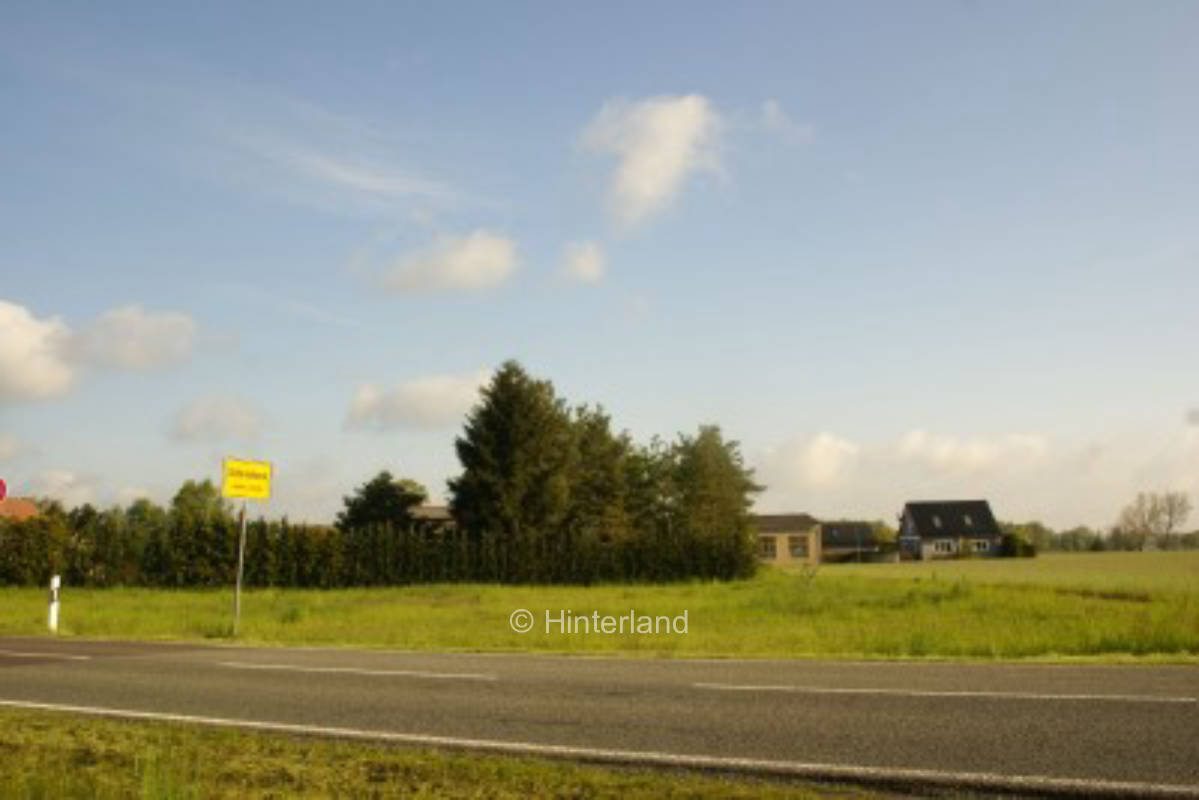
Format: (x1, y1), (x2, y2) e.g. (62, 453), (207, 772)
(0, 708), (875, 800)
(0, 552), (1195, 661)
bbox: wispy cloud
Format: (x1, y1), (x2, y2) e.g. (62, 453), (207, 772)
(582, 94), (721, 228)
(761, 99), (816, 145)
(380, 231), (518, 293)
(561, 241), (605, 284)
(222, 283), (364, 331)
(30, 470), (100, 508)
(0, 433), (20, 462)
(226, 133), (458, 215)
(346, 369), (490, 432)
(72, 305), (196, 371)
(170, 396), (264, 443)
(25, 51), (461, 219)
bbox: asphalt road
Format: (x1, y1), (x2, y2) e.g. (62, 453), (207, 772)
(1, 637), (1196, 797)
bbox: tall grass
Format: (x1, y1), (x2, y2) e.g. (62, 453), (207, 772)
(0, 552), (1194, 661)
(0, 708), (866, 799)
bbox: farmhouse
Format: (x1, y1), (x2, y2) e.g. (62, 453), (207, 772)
(752, 514), (888, 565)
(752, 513), (820, 565)
(897, 500), (1001, 560)
(0, 497), (38, 522)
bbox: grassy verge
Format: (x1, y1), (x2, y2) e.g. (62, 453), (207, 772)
(0, 708), (877, 799)
(0, 553), (1194, 661)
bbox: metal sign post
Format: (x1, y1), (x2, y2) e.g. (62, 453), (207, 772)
(233, 500), (248, 636)
(221, 457), (272, 638)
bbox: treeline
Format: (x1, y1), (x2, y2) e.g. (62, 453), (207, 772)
(0, 361), (763, 587)
(1002, 491), (1197, 552)
(446, 362), (761, 583)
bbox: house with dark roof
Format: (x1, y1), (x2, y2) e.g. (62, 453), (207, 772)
(0, 497), (38, 522)
(816, 521), (891, 563)
(897, 500), (1001, 560)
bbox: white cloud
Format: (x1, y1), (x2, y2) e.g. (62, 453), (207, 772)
(582, 94), (721, 227)
(31, 470), (100, 508)
(346, 369), (490, 431)
(73, 305), (196, 370)
(1187, 407), (1199, 426)
(763, 433), (860, 490)
(0, 300), (74, 402)
(897, 430), (1049, 474)
(0, 433), (20, 461)
(380, 231), (518, 292)
(170, 396), (264, 443)
(761, 99), (816, 145)
(561, 241), (605, 284)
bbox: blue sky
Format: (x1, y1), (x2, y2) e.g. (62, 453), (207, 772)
(1, 1), (1196, 528)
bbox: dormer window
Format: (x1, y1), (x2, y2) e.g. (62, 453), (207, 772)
(932, 515), (942, 529)
(964, 514), (973, 527)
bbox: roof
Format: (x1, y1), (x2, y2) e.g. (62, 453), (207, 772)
(0, 498), (39, 522)
(410, 505), (453, 522)
(751, 513), (819, 533)
(819, 521), (877, 548)
(901, 500), (1000, 538)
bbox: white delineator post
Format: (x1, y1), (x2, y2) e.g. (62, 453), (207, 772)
(48, 575), (60, 633)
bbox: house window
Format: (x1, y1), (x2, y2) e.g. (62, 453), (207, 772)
(758, 536), (777, 559)
(788, 535), (809, 558)
(964, 514), (973, 527)
(932, 515), (942, 529)
(972, 539), (990, 552)
(933, 540), (954, 553)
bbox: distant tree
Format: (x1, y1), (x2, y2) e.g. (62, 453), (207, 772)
(448, 361), (576, 582)
(623, 436), (681, 580)
(561, 405), (631, 582)
(335, 471), (427, 532)
(1157, 492), (1193, 550)
(1054, 526), (1101, 552)
(871, 521), (898, 546)
(671, 425), (763, 579)
(1000, 521), (1054, 553)
(170, 480), (233, 524)
(1113, 492), (1193, 550)
(169, 480), (235, 586)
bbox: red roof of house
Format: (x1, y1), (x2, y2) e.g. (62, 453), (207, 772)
(0, 497), (38, 522)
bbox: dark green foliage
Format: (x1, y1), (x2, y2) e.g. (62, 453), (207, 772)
(0, 361), (765, 587)
(335, 472), (426, 532)
(447, 361), (762, 584)
(449, 361), (577, 582)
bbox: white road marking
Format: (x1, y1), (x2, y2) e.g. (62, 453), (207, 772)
(692, 682), (1198, 704)
(0, 650), (91, 661)
(216, 661), (497, 681)
(0, 698), (1194, 799)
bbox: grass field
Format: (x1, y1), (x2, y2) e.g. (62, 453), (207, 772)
(0, 708), (875, 799)
(0, 552), (1195, 661)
